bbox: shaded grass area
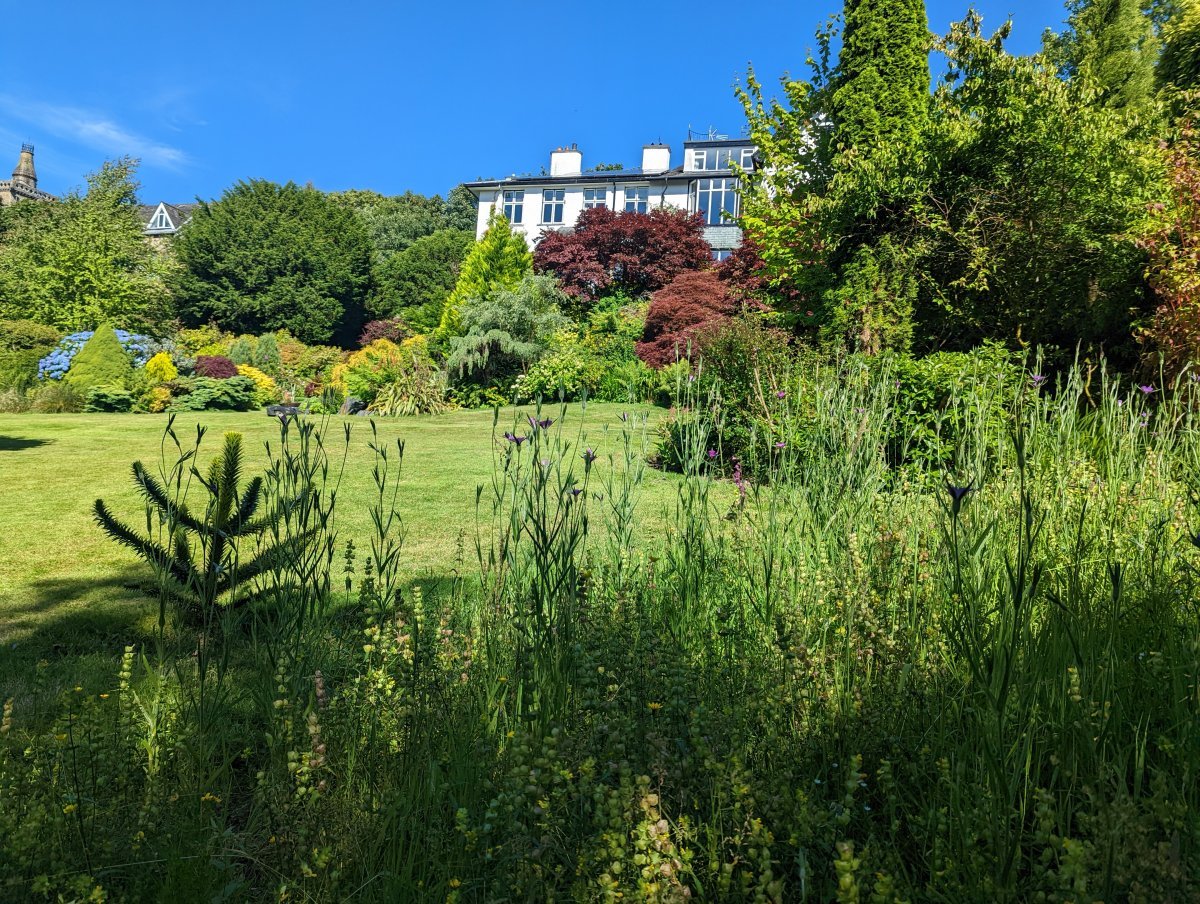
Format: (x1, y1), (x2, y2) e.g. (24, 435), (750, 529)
(0, 403), (674, 699)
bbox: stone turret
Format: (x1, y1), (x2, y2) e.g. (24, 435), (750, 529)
(11, 143), (36, 192)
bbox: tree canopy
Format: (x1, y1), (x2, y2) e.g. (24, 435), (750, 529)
(172, 179), (374, 345)
(373, 228), (474, 332)
(0, 158), (173, 331)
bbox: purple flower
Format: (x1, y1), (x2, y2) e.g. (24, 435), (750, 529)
(775, 390), (787, 399)
(774, 441), (786, 449)
(581, 448), (597, 464)
(1117, 399), (1124, 407)
(707, 449), (718, 460)
(567, 487), (583, 498)
(945, 481), (974, 517)
(503, 431), (527, 446)
(1139, 384), (1157, 395)
(1031, 374), (1046, 386)
(619, 411), (629, 422)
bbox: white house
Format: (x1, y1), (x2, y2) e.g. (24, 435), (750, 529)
(463, 135), (754, 261)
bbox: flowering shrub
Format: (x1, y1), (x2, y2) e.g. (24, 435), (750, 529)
(38, 329), (152, 380)
(194, 355), (239, 379)
(144, 352), (178, 384)
(236, 364), (280, 405)
(168, 376), (258, 411)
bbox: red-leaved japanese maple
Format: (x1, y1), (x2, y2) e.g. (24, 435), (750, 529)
(636, 270), (737, 368)
(534, 207), (712, 306)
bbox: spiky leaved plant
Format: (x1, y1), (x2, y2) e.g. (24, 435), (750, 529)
(94, 431), (310, 626)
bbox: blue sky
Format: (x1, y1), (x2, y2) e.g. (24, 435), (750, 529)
(1, 1), (1071, 204)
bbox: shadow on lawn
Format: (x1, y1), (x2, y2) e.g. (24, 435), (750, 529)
(0, 435), (51, 452)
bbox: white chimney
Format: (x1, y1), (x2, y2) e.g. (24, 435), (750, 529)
(550, 143), (582, 177)
(641, 143), (671, 173)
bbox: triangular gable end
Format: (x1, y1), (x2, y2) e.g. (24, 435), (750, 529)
(147, 202), (174, 231)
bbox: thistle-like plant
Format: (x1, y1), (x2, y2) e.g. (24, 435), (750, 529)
(94, 431), (311, 625)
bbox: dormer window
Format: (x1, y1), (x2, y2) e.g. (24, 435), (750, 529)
(149, 208), (171, 230)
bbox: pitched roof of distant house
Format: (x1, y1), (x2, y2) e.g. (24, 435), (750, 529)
(139, 201), (197, 234)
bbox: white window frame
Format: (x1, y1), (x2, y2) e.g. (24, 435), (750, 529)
(503, 189), (524, 224)
(149, 210), (171, 230)
(712, 249), (733, 262)
(623, 185), (648, 214)
(582, 187), (606, 210)
(691, 177), (739, 226)
(690, 149), (707, 171)
(541, 188), (565, 224)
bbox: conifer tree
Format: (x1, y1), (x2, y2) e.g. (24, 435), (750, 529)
(64, 324), (132, 393)
(1046, 0), (1159, 111)
(831, 0), (930, 157)
(437, 211), (532, 336)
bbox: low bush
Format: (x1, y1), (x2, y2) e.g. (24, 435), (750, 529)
(39, 329), (152, 381)
(358, 318), (412, 347)
(84, 385), (135, 413)
(144, 351), (178, 384)
(236, 364), (281, 405)
(168, 375), (259, 411)
(27, 381), (84, 413)
(194, 354), (239, 378)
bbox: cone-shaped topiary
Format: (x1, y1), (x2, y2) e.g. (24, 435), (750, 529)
(64, 324), (132, 393)
(93, 431), (314, 625)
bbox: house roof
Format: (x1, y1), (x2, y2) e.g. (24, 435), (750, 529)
(139, 202), (197, 233)
(464, 165), (704, 191)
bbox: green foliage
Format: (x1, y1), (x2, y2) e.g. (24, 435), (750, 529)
(168, 376), (258, 411)
(740, 12), (1164, 362)
(1045, 0), (1160, 111)
(83, 385), (135, 413)
(64, 324), (132, 394)
(349, 189), (475, 262)
(227, 336), (255, 365)
(93, 430), (311, 623)
(438, 212), (532, 336)
(0, 158), (174, 331)
(172, 180), (373, 345)
(1159, 0), (1200, 95)
(372, 228), (473, 331)
(447, 273), (568, 386)
(0, 319), (61, 390)
(916, 15), (1165, 362)
(253, 333), (282, 376)
(831, 0), (930, 156)
(370, 359), (453, 416)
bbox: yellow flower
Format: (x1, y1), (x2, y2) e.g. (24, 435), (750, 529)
(647, 702), (663, 712)
(201, 792), (222, 804)
(99, 693), (109, 699)
(449, 878), (462, 889)
(63, 803), (77, 814)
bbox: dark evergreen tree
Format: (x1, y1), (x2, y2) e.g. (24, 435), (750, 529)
(172, 180), (373, 346)
(1159, 0), (1200, 96)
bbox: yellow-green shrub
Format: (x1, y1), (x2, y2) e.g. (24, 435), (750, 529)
(331, 337), (433, 404)
(144, 352), (178, 384)
(236, 364), (280, 405)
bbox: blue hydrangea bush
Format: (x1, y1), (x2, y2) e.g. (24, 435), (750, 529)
(38, 330), (153, 380)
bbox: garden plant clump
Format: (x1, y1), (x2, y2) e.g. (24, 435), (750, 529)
(0, 360), (1197, 901)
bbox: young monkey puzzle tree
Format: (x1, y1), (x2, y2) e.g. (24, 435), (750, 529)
(94, 430), (313, 626)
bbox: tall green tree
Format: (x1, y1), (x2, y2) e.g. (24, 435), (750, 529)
(916, 15), (1164, 361)
(1045, 0), (1159, 111)
(172, 180), (373, 345)
(0, 158), (173, 331)
(740, 0), (930, 353)
(1158, 0), (1200, 95)
(831, 0), (930, 156)
(373, 228), (473, 332)
(438, 212), (531, 336)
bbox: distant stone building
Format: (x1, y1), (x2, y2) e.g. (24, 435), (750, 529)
(0, 144), (56, 206)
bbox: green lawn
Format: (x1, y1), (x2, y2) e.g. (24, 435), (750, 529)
(0, 402), (678, 697)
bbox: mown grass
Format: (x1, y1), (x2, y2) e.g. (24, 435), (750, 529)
(0, 403), (675, 699)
